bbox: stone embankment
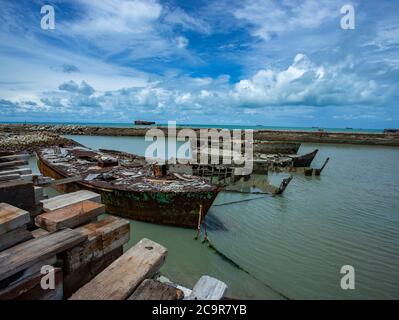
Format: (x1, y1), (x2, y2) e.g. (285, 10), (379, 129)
(0, 132), (80, 153)
(0, 124), (398, 146)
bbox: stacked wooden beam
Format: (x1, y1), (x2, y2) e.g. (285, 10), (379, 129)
(0, 228), (87, 300)
(34, 200), (105, 232)
(40, 190), (101, 212)
(0, 203), (33, 252)
(33, 192), (129, 298)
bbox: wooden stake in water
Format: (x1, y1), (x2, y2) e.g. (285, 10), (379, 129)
(195, 204), (203, 240)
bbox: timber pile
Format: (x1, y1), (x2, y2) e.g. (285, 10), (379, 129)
(0, 187), (132, 299)
(0, 151), (229, 300)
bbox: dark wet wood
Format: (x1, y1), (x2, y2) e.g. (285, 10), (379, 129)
(128, 279), (184, 300)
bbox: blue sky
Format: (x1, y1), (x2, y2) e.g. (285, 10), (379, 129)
(0, 0), (398, 128)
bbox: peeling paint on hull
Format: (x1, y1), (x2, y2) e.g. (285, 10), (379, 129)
(37, 159), (219, 228)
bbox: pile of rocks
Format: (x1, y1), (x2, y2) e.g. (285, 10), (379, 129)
(0, 133), (79, 153)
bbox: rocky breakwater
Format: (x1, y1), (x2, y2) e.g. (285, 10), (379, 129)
(1, 124), (399, 146)
(0, 132), (80, 153)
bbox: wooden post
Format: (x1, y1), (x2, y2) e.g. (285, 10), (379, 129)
(195, 205), (203, 240)
(315, 157), (330, 176)
(152, 164), (166, 177)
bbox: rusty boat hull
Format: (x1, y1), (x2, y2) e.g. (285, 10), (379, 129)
(37, 154), (219, 229)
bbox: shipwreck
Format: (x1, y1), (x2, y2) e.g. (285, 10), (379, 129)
(36, 147), (220, 229)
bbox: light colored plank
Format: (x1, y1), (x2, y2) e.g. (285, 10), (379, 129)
(63, 216), (129, 273)
(0, 227), (33, 251)
(0, 168), (31, 176)
(188, 275), (228, 300)
(0, 203), (30, 236)
(0, 229), (87, 281)
(69, 238), (167, 300)
(40, 190), (101, 212)
(35, 200), (105, 232)
(128, 279), (184, 300)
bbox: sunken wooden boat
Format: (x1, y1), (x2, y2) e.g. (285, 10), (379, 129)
(289, 149), (318, 167)
(36, 147), (220, 228)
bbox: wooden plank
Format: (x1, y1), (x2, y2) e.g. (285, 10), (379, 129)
(31, 228), (50, 239)
(0, 154), (29, 162)
(0, 229), (87, 281)
(62, 216), (129, 273)
(0, 256), (57, 289)
(69, 238), (167, 300)
(0, 268), (63, 300)
(35, 200), (105, 232)
(0, 203), (30, 236)
(128, 279), (184, 300)
(0, 181), (36, 212)
(188, 275), (228, 300)
(0, 174), (20, 182)
(0, 227), (33, 252)
(63, 247), (123, 299)
(36, 175), (83, 187)
(0, 168), (31, 176)
(0, 160), (28, 169)
(40, 190), (101, 212)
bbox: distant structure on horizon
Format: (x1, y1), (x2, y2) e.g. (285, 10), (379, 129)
(384, 128), (399, 134)
(134, 120), (156, 126)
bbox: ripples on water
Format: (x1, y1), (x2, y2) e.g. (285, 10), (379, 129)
(57, 136), (399, 299)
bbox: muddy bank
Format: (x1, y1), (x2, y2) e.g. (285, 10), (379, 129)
(0, 124), (398, 146)
(0, 132), (80, 153)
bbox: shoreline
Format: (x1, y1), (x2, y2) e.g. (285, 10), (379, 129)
(1, 123), (399, 147)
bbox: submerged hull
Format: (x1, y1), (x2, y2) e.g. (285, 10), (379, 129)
(37, 157), (219, 229)
(253, 141), (301, 154)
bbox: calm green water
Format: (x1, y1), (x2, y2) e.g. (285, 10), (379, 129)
(33, 136), (399, 299)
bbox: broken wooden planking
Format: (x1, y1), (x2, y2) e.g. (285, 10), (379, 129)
(0, 203), (30, 236)
(40, 190), (101, 212)
(35, 200), (105, 232)
(69, 238), (167, 300)
(0, 228), (87, 281)
(187, 275), (228, 300)
(128, 279), (184, 300)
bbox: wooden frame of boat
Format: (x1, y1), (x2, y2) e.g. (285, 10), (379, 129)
(36, 148), (220, 229)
